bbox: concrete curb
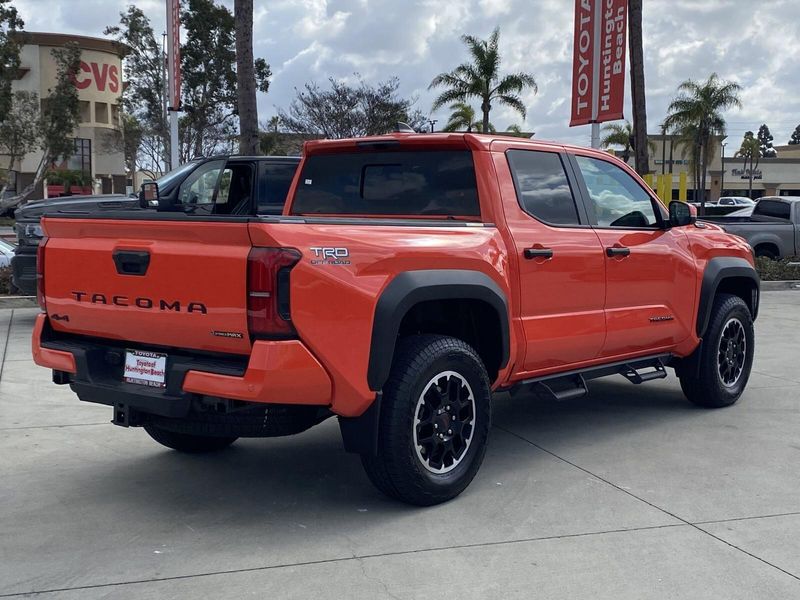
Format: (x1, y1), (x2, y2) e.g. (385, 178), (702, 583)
(760, 280), (800, 291)
(0, 296), (37, 309)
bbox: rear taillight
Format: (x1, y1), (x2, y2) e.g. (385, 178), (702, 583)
(36, 235), (47, 311)
(247, 247), (301, 339)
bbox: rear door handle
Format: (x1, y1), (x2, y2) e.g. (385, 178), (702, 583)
(524, 247), (554, 260)
(606, 247), (631, 257)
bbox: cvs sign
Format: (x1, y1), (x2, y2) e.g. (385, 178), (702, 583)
(72, 62), (120, 93)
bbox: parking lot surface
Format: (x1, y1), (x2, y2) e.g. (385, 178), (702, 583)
(2, 292), (800, 599)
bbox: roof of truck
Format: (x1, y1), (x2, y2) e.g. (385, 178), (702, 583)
(302, 132), (610, 159)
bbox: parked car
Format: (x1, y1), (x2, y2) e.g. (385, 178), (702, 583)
(0, 239), (16, 269)
(11, 155), (300, 296)
(691, 197), (755, 216)
(12, 194), (139, 296)
(718, 196), (755, 207)
(703, 196), (800, 259)
(33, 133), (759, 505)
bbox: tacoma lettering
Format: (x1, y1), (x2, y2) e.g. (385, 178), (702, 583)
(71, 291), (206, 314)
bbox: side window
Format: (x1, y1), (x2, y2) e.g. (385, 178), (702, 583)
(177, 159), (225, 206)
(258, 162), (298, 214)
(506, 150), (581, 225)
(216, 163), (254, 215)
(575, 155), (660, 228)
(754, 200), (790, 220)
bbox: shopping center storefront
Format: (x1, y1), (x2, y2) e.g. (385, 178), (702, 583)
(3, 32), (126, 200)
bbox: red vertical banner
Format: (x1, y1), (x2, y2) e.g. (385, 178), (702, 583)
(570, 0), (595, 127)
(167, 0), (181, 110)
(596, 0), (627, 123)
(570, 0), (627, 127)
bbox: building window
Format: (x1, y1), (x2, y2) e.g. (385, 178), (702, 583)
(66, 139), (92, 176)
(79, 101), (91, 123)
(95, 102), (109, 124)
(110, 104), (120, 126)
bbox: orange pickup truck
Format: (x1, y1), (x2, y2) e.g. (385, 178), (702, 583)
(33, 133), (759, 505)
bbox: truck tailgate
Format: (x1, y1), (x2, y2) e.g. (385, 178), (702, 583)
(41, 217), (253, 355)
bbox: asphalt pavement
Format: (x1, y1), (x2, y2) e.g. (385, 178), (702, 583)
(1, 293), (800, 599)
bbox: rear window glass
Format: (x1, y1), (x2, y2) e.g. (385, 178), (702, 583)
(291, 150), (480, 217)
(754, 200), (790, 220)
(258, 162), (298, 214)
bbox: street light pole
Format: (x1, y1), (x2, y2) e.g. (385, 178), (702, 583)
(721, 142), (727, 197)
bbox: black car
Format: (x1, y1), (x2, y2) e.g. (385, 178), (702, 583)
(11, 156), (300, 296)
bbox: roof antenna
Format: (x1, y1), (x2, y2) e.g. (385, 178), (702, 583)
(393, 122), (415, 133)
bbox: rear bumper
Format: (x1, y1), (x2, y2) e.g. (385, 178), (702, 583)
(32, 314), (332, 417)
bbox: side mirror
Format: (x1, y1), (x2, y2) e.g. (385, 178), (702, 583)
(668, 201), (697, 228)
(139, 182), (159, 208)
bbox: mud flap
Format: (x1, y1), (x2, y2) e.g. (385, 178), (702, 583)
(338, 393), (382, 456)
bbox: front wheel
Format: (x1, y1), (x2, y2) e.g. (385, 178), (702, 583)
(360, 335), (492, 506)
(143, 423), (238, 453)
(678, 293), (754, 408)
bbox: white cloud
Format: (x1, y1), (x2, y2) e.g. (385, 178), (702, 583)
(12, 0), (800, 145)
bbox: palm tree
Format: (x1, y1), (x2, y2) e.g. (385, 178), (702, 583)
(504, 124), (529, 138)
(429, 27), (537, 135)
(735, 131), (760, 199)
(663, 73), (742, 212)
(601, 121), (635, 163)
(235, 0), (259, 155)
(628, 0), (649, 175)
(601, 120), (655, 164)
(441, 102), (493, 132)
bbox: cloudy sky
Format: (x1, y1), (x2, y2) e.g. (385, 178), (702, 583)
(12, 0), (800, 147)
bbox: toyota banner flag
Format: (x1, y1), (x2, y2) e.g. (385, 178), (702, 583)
(570, 0), (628, 127)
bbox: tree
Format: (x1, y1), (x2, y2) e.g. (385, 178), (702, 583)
(180, 0), (237, 158)
(429, 27), (536, 135)
(601, 121), (634, 163)
(0, 43), (82, 208)
(0, 0), (24, 122)
(235, 0), (258, 155)
(180, 0), (271, 159)
(278, 76), (426, 139)
(104, 6), (169, 172)
(789, 125), (800, 145)
(441, 102), (495, 132)
(628, 0), (649, 175)
(735, 131), (760, 199)
(664, 73), (742, 212)
(601, 120), (656, 164)
(0, 91), (39, 197)
(757, 124), (777, 158)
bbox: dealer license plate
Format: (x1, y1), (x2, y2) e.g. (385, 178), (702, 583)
(123, 350), (167, 388)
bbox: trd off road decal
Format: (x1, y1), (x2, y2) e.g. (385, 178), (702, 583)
(309, 247), (351, 266)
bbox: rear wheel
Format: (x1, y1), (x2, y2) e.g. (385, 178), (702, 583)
(678, 293), (754, 408)
(754, 246), (778, 260)
(360, 335), (491, 506)
(143, 423), (237, 453)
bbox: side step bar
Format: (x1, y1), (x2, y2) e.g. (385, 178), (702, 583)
(509, 354), (672, 402)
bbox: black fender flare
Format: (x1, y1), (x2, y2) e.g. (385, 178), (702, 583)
(697, 257), (760, 337)
(366, 269), (510, 392)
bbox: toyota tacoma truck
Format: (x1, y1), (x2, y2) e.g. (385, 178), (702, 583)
(32, 133), (759, 506)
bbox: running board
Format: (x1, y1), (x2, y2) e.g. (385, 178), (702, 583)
(508, 354), (673, 401)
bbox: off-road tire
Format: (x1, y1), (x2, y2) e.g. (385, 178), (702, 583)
(361, 335), (491, 506)
(678, 293), (754, 408)
(143, 423), (238, 453)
